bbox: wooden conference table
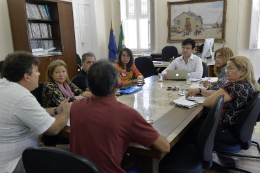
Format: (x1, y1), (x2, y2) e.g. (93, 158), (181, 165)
(61, 76), (204, 173)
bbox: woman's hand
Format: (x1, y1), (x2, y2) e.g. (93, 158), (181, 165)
(185, 88), (200, 99)
(132, 79), (138, 83)
(203, 80), (210, 88)
(81, 91), (92, 98)
(163, 74), (167, 80)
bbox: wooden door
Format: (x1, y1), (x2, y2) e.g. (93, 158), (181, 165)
(58, 2), (78, 80)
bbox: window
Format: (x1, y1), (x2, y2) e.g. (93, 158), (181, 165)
(120, 0), (152, 51)
(177, 20), (180, 25)
(250, 0), (260, 49)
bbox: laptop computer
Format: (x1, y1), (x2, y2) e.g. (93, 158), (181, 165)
(166, 70), (188, 80)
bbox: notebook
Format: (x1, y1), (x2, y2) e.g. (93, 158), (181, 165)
(166, 70), (188, 80)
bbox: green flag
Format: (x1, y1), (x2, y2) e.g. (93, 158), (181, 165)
(117, 24), (125, 54)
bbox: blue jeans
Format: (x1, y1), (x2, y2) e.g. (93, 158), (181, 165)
(124, 166), (141, 173)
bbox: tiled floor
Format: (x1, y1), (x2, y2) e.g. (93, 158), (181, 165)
(203, 122), (260, 173)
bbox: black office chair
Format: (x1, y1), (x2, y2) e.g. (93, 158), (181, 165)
(162, 46), (179, 62)
(202, 61), (208, 78)
(159, 95), (224, 173)
(77, 54), (82, 73)
(30, 82), (44, 106)
(0, 60), (4, 79)
(22, 146), (102, 173)
(213, 92), (260, 162)
(135, 57), (155, 78)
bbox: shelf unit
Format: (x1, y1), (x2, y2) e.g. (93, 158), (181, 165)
(7, 0), (78, 82)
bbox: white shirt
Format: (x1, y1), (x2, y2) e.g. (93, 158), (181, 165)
(162, 54), (203, 79)
(0, 78), (55, 173)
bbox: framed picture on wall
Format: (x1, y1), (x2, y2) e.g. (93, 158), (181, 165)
(167, 0), (227, 43)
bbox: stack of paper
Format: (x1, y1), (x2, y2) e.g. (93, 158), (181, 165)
(171, 96), (198, 108)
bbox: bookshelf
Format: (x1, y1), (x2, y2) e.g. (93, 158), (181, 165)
(7, 0), (78, 82)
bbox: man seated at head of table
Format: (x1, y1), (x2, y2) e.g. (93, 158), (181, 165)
(186, 55), (259, 143)
(42, 60), (92, 146)
(72, 52), (96, 91)
(70, 59), (170, 173)
(0, 52), (72, 173)
(186, 47), (234, 98)
(115, 48), (143, 88)
(162, 38), (203, 80)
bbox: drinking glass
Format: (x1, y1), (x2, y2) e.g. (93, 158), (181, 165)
(137, 76), (144, 85)
(178, 85), (184, 96)
(186, 73), (191, 85)
(158, 73), (163, 81)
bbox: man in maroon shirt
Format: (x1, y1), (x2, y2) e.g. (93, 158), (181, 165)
(70, 60), (170, 173)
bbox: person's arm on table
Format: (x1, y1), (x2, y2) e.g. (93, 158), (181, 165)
(162, 59), (177, 80)
(44, 101), (72, 136)
(203, 89), (231, 108)
(185, 88), (216, 98)
(151, 135), (170, 153)
(44, 98), (70, 116)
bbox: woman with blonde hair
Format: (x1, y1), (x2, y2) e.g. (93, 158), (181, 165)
(204, 47), (234, 90)
(187, 55), (259, 143)
(42, 60), (91, 146)
(186, 47), (234, 98)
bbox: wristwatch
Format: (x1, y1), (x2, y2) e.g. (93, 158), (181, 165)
(54, 107), (58, 115)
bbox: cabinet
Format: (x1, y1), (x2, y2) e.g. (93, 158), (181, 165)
(7, 0), (77, 82)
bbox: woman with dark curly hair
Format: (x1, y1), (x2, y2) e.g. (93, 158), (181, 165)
(115, 48), (143, 88)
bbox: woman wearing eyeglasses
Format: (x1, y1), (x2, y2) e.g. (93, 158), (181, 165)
(203, 47), (234, 90)
(186, 47), (233, 98)
(187, 56), (259, 142)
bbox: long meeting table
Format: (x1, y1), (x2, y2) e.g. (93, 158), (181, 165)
(61, 75), (204, 173)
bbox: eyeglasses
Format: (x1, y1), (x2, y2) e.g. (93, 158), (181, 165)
(214, 56), (222, 60)
(225, 66), (236, 72)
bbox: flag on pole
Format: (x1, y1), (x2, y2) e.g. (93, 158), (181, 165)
(108, 22), (117, 61)
(117, 24), (125, 54)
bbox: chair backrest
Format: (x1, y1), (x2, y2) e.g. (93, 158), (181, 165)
(162, 46), (179, 62)
(235, 92), (260, 142)
(0, 60), (4, 78)
(135, 57), (154, 78)
(23, 146), (102, 173)
(30, 82), (44, 106)
(196, 95), (224, 167)
(202, 61), (208, 78)
(77, 54), (82, 73)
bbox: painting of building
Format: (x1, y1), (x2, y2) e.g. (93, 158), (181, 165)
(173, 10), (203, 33)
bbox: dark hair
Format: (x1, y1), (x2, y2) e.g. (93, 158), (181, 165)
(82, 52), (96, 62)
(116, 48), (134, 72)
(87, 59), (119, 96)
(182, 38), (196, 49)
(3, 52), (39, 82)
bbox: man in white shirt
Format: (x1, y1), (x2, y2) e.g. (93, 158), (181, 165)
(162, 38), (203, 79)
(0, 52), (72, 173)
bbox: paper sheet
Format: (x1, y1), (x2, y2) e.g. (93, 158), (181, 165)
(187, 96), (206, 103)
(171, 96), (198, 108)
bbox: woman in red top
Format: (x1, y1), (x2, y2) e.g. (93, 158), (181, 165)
(115, 48), (143, 88)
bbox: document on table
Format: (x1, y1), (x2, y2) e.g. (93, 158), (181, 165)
(171, 96), (198, 108)
(187, 96), (206, 103)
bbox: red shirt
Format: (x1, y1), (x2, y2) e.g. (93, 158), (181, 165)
(70, 95), (159, 173)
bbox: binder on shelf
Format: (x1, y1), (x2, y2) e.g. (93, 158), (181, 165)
(44, 4), (50, 19)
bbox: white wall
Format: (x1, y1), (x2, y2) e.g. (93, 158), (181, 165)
(95, 0), (120, 59)
(0, 0), (14, 61)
